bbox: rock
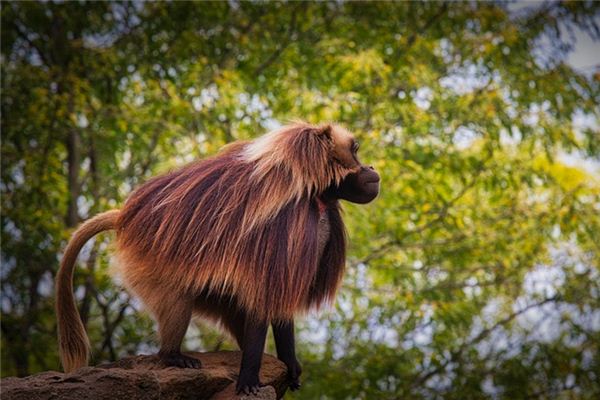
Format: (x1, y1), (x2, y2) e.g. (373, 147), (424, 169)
(212, 385), (278, 400)
(0, 351), (289, 400)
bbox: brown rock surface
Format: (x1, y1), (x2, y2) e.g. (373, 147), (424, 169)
(0, 351), (289, 400)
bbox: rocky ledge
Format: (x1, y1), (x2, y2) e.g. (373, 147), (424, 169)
(0, 351), (289, 400)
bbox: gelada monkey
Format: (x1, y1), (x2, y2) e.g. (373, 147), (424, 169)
(56, 122), (380, 394)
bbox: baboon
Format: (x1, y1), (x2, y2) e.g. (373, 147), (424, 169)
(56, 122), (380, 394)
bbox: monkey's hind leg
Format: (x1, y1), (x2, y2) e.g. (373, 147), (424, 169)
(154, 296), (201, 369)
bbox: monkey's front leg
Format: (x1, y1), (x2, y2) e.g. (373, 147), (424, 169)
(236, 317), (268, 395)
(272, 320), (302, 390)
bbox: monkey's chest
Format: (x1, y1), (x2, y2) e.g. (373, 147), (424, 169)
(316, 211), (331, 262)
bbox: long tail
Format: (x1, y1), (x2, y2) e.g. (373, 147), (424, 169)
(56, 210), (120, 372)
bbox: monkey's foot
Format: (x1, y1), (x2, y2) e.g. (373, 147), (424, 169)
(159, 351), (201, 369)
(285, 359), (302, 391)
(235, 374), (263, 395)
(289, 377), (301, 391)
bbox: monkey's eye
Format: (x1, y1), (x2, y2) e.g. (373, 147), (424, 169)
(352, 141), (360, 154)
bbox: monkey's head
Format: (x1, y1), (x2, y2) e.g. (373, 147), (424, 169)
(242, 122), (379, 205)
(320, 125), (380, 204)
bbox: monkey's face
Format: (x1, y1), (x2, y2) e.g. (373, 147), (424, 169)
(325, 126), (380, 204)
(327, 165), (380, 204)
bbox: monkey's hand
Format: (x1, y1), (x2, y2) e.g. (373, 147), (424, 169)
(286, 358), (302, 391)
(236, 372), (263, 396)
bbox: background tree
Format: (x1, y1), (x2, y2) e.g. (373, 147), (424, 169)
(2, 1), (599, 398)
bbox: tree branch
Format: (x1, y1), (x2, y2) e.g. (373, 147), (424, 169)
(405, 3), (449, 51)
(411, 296), (561, 387)
(253, 3), (303, 75)
(9, 16), (50, 67)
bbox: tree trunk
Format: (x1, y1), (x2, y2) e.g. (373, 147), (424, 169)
(66, 127), (81, 227)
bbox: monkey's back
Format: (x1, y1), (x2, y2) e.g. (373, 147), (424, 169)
(114, 145), (346, 321)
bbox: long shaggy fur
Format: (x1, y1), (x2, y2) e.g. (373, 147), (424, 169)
(116, 123), (352, 322)
(56, 122), (356, 372)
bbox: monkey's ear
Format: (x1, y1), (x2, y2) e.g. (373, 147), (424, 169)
(315, 124), (332, 139)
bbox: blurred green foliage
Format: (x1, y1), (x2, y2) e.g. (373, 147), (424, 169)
(2, 1), (600, 399)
